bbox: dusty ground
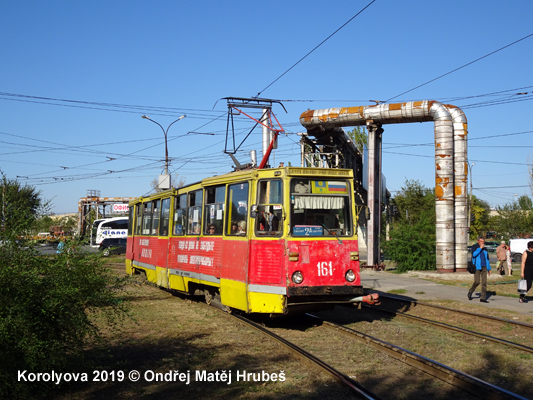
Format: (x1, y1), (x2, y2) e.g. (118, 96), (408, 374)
(51, 258), (533, 399)
(53, 259), (355, 400)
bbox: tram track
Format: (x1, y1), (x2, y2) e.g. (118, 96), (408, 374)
(374, 293), (533, 331)
(308, 313), (528, 400)
(203, 298), (528, 400)
(203, 302), (381, 400)
(361, 294), (533, 353)
(363, 304), (533, 354)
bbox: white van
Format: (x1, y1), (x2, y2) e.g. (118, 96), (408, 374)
(509, 238), (533, 262)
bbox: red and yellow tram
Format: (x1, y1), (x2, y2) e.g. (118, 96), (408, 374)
(126, 166), (370, 315)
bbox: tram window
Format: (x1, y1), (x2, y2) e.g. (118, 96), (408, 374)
(151, 200), (160, 235)
(204, 186), (225, 235)
(226, 182), (248, 236)
(173, 194), (187, 235)
(134, 204), (142, 235)
(255, 179), (282, 236)
(141, 202), (153, 235)
(159, 198), (170, 236)
(187, 190), (203, 235)
(290, 179), (352, 237)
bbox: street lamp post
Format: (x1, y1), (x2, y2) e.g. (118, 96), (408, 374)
(468, 162), (475, 233)
(142, 114), (186, 188)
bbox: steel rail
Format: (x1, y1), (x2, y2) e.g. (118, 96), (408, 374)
(229, 313), (381, 400)
(374, 293), (533, 330)
(201, 302), (381, 400)
(308, 314), (528, 400)
(365, 305), (533, 354)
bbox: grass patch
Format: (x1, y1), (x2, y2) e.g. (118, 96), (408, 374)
(388, 289), (408, 295)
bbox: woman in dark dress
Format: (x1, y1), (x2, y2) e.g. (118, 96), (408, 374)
(519, 241), (533, 303)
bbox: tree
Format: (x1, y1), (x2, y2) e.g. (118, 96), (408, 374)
(1, 174), (46, 234)
(57, 214), (77, 235)
(390, 179), (435, 225)
(383, 179), (436, 272)
(345, 126), (367, 153)
(469, 196), (491, 240)
(518, 194), (533, 211)
(0, 177), (129, 399)
(490, 197), (533, 239)
(34, 215), (54, 233)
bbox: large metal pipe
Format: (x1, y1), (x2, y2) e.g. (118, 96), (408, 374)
(300, 100), (467, 272)
(445, 105), (468, 271)
(366, 121), (383, 268)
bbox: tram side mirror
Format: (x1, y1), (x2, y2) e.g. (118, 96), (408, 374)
(250, 205), (258, 218)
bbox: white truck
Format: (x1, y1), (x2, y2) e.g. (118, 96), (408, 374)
(509, 238), (533, 263)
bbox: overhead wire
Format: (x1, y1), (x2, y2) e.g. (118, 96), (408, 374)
(385, 32), (533, 102)
(255, 0), (377, 97)
(1, 108), (231, 183)
(2, 29), (532, 189)
(0, 91), (229, 118)
(5, 94), (529, 185)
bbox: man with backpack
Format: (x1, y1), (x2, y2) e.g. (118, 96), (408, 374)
(468, 237), (492, 303)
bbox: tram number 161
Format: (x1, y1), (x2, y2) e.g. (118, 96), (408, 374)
(317, 261), (333, 277)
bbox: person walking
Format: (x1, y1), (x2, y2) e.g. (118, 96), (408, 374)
(496, 241), (507, 276)
(519, 241), (533, 303)
(468, 237), (492, 303)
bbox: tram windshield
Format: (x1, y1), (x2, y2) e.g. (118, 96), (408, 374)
(290, 179), (352, 237)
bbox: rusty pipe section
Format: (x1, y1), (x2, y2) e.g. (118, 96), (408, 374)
(445, 105), (468, 271)
(300, 101), (468, 271)
(300, 100), (436, 128)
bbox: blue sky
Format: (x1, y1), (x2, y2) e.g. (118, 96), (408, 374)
(1, 1), (532, 214)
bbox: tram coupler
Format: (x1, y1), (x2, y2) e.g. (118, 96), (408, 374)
(350, 293), (380, 305)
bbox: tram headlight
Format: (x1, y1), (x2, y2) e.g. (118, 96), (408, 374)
(345, 269), (356, 282)
(292, 271), (304, 284)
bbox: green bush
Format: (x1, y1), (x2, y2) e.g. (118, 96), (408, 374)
(0, 176), (129, 398)
(383, 215), (436, 272)
(384, 179), (436, 272)
(0, 237), (129, 399)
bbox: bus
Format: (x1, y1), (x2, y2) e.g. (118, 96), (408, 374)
(90, 219), (106, 247)
(126, 167), (372, 315)
(92, 217), (129, 247)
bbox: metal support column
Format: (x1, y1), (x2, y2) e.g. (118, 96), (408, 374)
(366, 121), (384, 268)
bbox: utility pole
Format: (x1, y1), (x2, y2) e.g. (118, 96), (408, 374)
(141, 114), (187, 190)
(468, 162), (475, 234)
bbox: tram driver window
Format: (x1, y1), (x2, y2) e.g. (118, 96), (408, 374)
(226, 182), (249, 236)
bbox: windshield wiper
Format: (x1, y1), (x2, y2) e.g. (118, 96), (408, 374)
(316, 220), (343, 244)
